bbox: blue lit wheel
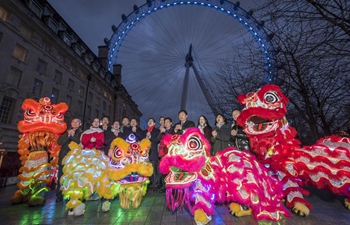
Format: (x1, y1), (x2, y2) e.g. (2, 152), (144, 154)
(106, 0), (274, 126)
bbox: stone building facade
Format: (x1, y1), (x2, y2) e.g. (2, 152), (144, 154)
(0, 0), (142, 153)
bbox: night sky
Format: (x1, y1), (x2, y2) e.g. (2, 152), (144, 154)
(48, 0), (261, 128)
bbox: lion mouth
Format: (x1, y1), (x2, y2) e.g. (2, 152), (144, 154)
(246, 116), (278, 134)
(164, 167), (197, 187)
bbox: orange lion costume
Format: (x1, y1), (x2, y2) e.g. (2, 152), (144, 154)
(11, 97), (68, 206)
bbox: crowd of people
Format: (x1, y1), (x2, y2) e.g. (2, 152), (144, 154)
(56, 109), (250, 201)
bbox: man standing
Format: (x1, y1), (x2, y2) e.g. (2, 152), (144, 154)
(146, 118), (160, 192)
(157, 117), (174, 193)
(174, 110), (195, 134)
(100, 116), (115, 155)
(56, 118), (83, 202)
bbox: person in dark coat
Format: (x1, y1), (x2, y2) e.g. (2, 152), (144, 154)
(120, 116), (132, 139)
(56, 118), (83, 202)
(197, 115), (213, 156)
(157, 117), (174, 193)
(145, 118), (160, 192)
(211, 114), (231, 155)
(100, 116), (115, 155)
(230, 109), (250, 151)
(174, 109), (195, 134)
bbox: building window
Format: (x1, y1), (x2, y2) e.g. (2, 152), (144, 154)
(6, 66), (22, 87)
(35, 58), (47, 74)
(20, 26), (32, 39)
(95, 109), (99, 118)
(88, 92), (93, 101)
(68, 78), (75, 91)
(32, 79), (43, 95)
(78, 101), (83, 114)
(28, 0), (43, 18)
(102, 101), (106, 110)
(0, 32), (3, 43)
(53, 70), (62, 84)
(78, 86), (85, 97)
(0, 7), (8, 21)
(87, 105), (91, 117)
(51, 88), (59, 103)
(66, 95), (72, 108)
(109, 105), (111, 114)
(42, 42), (50, 53)
(0, 97), (14, 124)
(13, 44), (28, 62)
(96, 97), (100, 106)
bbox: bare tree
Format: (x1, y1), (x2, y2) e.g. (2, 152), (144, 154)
(217, 0), (350, 143)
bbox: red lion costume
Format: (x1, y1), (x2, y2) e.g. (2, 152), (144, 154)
(11, 97), (68, 206)
(237, 84), (350, 216)
(159, 128), (289, 224)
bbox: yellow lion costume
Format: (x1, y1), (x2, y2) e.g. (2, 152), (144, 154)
(60, 134), (153, 216)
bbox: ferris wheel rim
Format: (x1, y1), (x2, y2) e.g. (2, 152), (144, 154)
(106, 0), (276, 83)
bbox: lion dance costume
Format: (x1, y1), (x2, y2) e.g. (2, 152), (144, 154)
(60, 134), (153, 216)
(11, 97), (68, 206)
(236, 84), (350, 216)
(159, 128), (289, 225)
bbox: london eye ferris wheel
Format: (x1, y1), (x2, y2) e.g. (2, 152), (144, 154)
(105, 0), (274, 127)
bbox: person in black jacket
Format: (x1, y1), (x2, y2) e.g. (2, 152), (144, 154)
(56, 118), (83, 202)
(145, 118), (160, 192)
(100, 116), (115, 155)
(230, 109), (250, 151)
(174, 109), (195, 134)
(211, 114), (231, 155)
(157, 117), (174, 193)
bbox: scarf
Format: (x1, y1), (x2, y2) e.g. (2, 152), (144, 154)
(147, 125), (155, 133)
(198, 124), (206, 134)
(216, 122), (225, 129)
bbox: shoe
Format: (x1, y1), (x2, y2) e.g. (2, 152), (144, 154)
(56, 198), (63, 202)
(153, 187), (158, 193)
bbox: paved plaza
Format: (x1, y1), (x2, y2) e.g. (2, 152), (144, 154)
(0, 185), (349, 225)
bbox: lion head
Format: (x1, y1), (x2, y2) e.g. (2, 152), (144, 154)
(237, 84), (289, 138)
(107, 134), (153, 184)
(18, 97), (68, 134)
(159, 128), (211, 188)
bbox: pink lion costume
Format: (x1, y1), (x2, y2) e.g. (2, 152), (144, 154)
(236, 84), (350, 216)
(159, 128), (289, 225)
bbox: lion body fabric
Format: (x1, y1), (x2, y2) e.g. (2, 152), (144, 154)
(11, 97), (68, 206)
(60, 136), (153, 215)
(237, 84), (350, 213)
(159, 128), (289, 224)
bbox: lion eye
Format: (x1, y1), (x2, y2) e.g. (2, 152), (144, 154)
(187, 136), (202, 150)
(26, 109), (36, 116)
(264, 91), (279, 103)
(114, 148), (123, 158)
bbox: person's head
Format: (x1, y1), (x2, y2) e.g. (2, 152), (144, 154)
(198, 115), (209, 126)
(148, 118), (156, 127)
(178, 110), (188, 122)
(164, 117), (172, 129)
(130, 118), (138, 127)
(71, 118), (82, 130)
(215, 114), (226, 124)
(231, 109), (241, 121)
(91, 118), (100, 128)
(112, 121), (120, 130)
(101, 116), (109, 126)
(159, 116), (165, 126)
(122, 117), (130, 126)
